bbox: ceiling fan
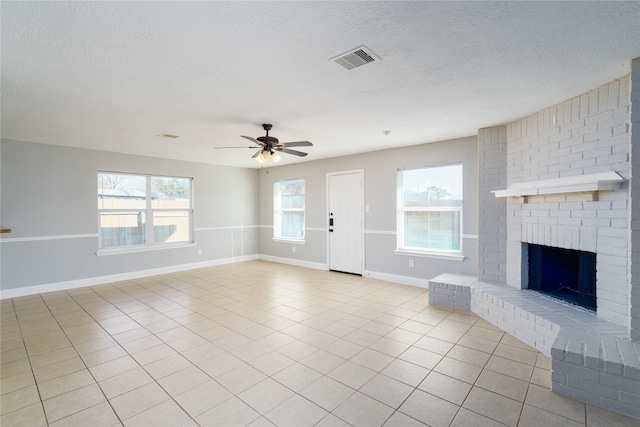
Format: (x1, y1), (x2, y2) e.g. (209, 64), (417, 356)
(215, 124), (313, 164)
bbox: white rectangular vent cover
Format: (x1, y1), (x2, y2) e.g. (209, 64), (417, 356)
(332, 46), (378, 70)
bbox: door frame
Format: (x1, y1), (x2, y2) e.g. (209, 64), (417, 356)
(326, 169), (365, 274)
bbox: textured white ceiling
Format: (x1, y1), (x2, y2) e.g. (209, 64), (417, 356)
(2, 1), (639, 168)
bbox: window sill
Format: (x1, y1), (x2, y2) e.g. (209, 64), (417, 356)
(273, 238), (306, 245)
(395, 249), (465, 261)
(96, 242), (196, 256)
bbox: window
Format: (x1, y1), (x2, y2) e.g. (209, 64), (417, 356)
(98, 172), (193, 250)
(274, 179), (305, 241)
(397, 164), (462, 254)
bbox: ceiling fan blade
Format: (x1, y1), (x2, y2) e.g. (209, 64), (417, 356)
(276, 148), (308, 157)
(214, 146), (257, 149)
(278, 141), (313, 147)
(241, 135), (266, 146)
(251, 150), (263, 159)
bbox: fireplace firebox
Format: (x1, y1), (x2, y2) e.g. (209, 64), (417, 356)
(527, 244), (596, 310)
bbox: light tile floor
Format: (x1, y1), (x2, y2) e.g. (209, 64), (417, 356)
(1, 260), (638, 427)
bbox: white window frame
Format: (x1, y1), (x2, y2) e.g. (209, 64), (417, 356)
(273, 179), (306, 243)
(396, 164), (463, 258)
(97, 172), (194, 254)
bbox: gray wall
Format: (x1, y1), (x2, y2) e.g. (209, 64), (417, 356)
(0, 139), (259, 292)
(257, 137), (479, 282)
(1, 136), (478, 293)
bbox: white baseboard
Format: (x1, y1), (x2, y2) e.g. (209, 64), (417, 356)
(364, 270), (431, 289)
(0, 255), (259, 299)
(0, 255), (434, 299)
(258, 254), (328, 271)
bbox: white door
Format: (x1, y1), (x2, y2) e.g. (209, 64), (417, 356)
(328, 171), (364, 275)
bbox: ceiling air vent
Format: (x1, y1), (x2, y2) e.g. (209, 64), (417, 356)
(331, 46), (379, 70)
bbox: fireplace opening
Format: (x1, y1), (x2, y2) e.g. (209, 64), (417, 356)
(527, 244), (596, 310)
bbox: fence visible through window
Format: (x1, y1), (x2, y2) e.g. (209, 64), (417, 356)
(98, 172), (193, 250)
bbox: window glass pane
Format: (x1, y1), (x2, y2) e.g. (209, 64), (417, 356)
(398, 164), (463, 252)
(151, 177), (191, 209)
(98, 173), (146, 209)
(403, 211), (461, 251)
(153, 211), (190, 243)
(274, 179), (305, 239)
(100, 212), (146, 248)
(402, 165), (462, 208)
(279, 212), (305, 239)
(277, 180), (305, 208)
(98, 172), (194, 250)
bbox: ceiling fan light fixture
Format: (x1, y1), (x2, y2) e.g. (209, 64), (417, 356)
(255, 150), (281, 165)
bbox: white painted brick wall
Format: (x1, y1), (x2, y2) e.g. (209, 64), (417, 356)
(500, 75), (632, 327)
(477, 126), (508, 285)
(473, 60), (640, 419)
(630, 58), (640, 341)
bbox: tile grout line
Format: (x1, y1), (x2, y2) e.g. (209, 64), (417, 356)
(4, 262), (632, 426)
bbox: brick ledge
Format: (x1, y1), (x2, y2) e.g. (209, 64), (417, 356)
(428, 273), (639, 419)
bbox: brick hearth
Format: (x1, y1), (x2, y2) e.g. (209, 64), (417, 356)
(428, 274), (640, 419)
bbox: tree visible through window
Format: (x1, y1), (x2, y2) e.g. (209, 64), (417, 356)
(98, 172), (193, 249)
(397, 164), (462, 253)
(274, 179), (305, 241)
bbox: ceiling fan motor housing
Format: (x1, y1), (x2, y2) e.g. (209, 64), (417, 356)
(257, 136), (279, 145)
(258, 124), (278, 145)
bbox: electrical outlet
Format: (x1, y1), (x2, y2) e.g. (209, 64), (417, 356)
(292, 246), (296, 253)
(197, 249), (202, 255)
(409, 259), (414, 268)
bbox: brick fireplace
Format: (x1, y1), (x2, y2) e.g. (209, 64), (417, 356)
(431, 58), (640, 419)
(496, 168), (627, 325)
(485, 70), (636, 328)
